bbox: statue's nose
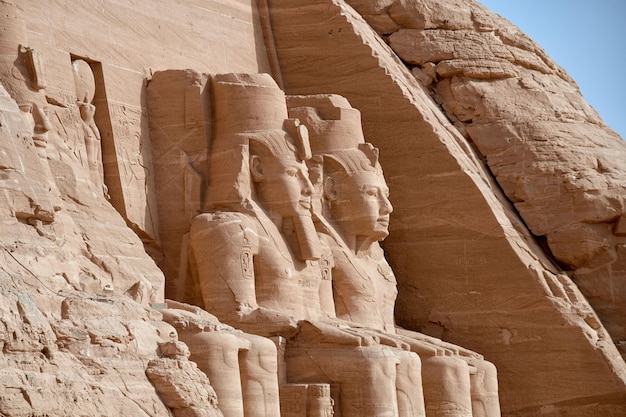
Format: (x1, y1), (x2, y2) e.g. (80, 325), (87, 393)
(301, 173), (314, 196)
(381, 194), (393, 214)
(32, 103), (51, 133)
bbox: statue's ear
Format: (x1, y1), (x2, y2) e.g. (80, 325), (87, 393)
(250, 155), (264, 182)
(323, 175), (337, 202)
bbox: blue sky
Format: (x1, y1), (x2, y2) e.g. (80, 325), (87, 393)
(478, 0), (626, 140)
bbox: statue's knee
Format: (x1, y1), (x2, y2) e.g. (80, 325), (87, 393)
(244, 333), (278, 355)
(480, 360), (497, 379)
(179, 331), (248, 371)
(240, 334), (279, 375)
(395, 350), (422, 375)
(469, 360), (499, 394)
(422, 355), (470, 381)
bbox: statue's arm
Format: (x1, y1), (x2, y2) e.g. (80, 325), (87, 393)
(189, 212), (298, 337)
(190, 212), (261, 319)
(295, 320), (378, 347)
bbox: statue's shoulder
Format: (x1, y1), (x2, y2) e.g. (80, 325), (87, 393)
(315, 221), (346, 250)
(192, 210), (256, 225)
(190, 211), (259, 244)
(317, 230), (337, 247)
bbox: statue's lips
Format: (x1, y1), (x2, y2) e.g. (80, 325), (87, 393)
(299, 199), (312, 210)
(377, 217), (389, 226)
(32, 133), (48, 146)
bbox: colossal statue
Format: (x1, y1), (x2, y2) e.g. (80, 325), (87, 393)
(188, 73), (427, 417)
(287, 94), (501, 417)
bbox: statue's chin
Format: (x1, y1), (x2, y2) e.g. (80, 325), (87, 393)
(372, 227), (390, 241)
(358, 230), (389, 244)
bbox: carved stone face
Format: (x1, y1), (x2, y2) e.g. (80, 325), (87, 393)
(330, 169), (392, 241)
(18, 101), (51, 150)
(252, 151), (314, 218)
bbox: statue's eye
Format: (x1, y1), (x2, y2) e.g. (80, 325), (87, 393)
(364, 187), (378, 197)
(18, 103), (33, 114)
(286, 168), (298, 177)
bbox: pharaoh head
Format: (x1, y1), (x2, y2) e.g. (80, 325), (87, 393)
(248, 128), (314, 220)
(205, 73), (321, 260)
(322, 143), (392, 242)
(288, 94), (393, 244)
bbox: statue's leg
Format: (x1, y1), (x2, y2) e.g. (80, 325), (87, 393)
(178, 331), (249, 417)
(421, 356), (472, 417)
(464, 358), (500, 417)
(286, 345), (401, 417)
(238, 333), (281, 417)
(395, 350), (426, 417)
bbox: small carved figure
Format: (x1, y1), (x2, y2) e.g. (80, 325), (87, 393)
(72, 59), (107, 196)
(307, 384), (334, 417)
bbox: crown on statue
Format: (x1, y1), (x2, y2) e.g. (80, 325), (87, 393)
(212, 73), (310, 160)
(287, 94), (365, 154)
(287, 94), (380, 174)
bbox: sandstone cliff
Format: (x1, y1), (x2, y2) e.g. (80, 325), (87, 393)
(0, 0), (266, 415)
(346, 0), (626, 352)
(267, 0), (626, 414)
(1, 0), (625, 416)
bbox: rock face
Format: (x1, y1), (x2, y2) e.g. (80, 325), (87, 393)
(0, 0), (625, 417)
(346, 0), (626, 352)
(266, 0), (626, 415)
(0, 1), (266, 416)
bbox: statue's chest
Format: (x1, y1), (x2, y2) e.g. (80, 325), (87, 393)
(253, 245), (322, 319)
(256, 243), (322, 287)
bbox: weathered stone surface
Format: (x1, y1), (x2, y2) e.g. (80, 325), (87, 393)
(146, 358), (224, 417)
(269, 0), (626, 415)
(0, 1), (267, 415)
(348, 0), (626, 361)
(0, 270), (173, 417)
(2, 0), (626, 416)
